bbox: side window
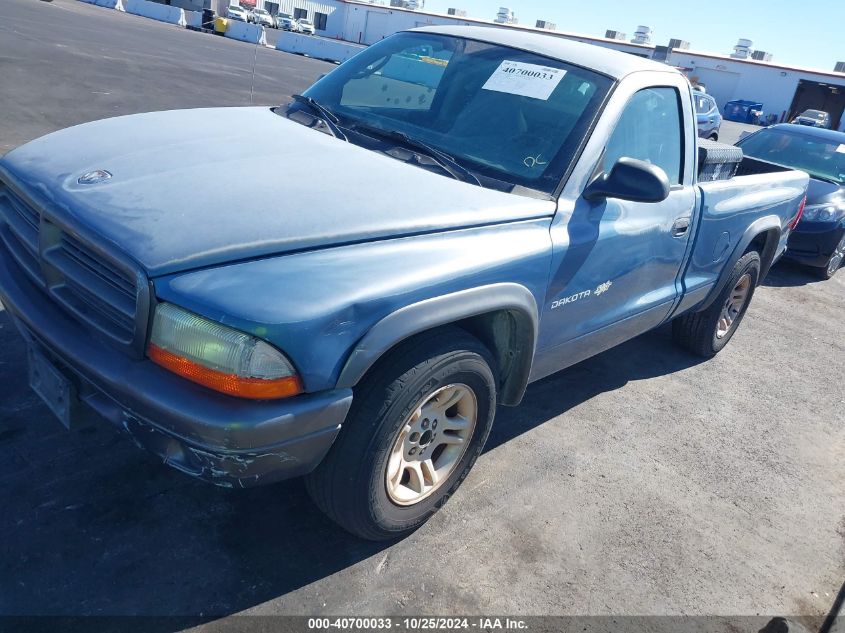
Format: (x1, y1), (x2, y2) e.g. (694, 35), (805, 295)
(603, 87), (683, 185)
(707, 96), (717, 114)
(694, 95), (707, 113)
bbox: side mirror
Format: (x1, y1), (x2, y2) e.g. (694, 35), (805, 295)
(583, 157), (671, 203)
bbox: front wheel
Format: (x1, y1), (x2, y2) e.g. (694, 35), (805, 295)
(305, 327), (498, 540)
(673, 251), (761, 357)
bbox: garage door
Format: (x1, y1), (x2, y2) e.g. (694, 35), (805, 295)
(363, 11), (389, 45)
(691, 68), (741, 112)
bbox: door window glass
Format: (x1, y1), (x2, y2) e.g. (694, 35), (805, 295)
(604, 87), (683, 184)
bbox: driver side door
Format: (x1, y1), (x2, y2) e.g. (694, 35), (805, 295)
(531, 74), (698, 381)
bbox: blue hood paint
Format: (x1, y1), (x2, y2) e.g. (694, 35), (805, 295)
(1, 107), (556, 276)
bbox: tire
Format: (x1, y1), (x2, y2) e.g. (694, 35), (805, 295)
(708, 133), (719, 141)
(673, 250), (761, 357)
(305, 327), (498, 540)
(814, 234), (845, 280)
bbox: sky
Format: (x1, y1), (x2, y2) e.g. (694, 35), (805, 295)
(423, 0), (845, 71)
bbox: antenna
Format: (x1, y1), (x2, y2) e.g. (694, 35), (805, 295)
(250, 38), (259, 105)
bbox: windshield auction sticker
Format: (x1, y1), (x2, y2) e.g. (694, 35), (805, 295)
(482, 60), (566, 100)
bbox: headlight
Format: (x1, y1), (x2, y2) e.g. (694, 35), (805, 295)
(147, 303), (303, 399)
(802, 205), (845, 223)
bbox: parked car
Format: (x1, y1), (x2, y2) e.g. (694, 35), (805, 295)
(252, 7), (274, 28)
(276, 13), (298, 31)
(693, 90), (722, 140)
(736, 124), (845, 279)
(791, 109), (832, 129)
(297, 18), (315, 35)
(225, 5), (248, 22)
(0, 26), (808, 540)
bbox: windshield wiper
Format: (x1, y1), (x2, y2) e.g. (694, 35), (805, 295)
(291, 94), (348, 141)
(351, 123), (481, 186)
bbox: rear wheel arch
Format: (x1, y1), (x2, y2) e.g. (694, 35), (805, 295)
(745, 226), (781, 279)
(336, 284), (539, 406)
(699, 217), (781, 311)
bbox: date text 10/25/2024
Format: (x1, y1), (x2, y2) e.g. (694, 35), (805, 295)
(307, 617), (529, 630)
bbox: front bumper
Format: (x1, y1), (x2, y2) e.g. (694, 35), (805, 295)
(785, 223), (845, 267)
(0, 241), (352, 488)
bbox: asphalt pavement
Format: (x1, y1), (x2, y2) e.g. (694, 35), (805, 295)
(0, 0), (843, 627)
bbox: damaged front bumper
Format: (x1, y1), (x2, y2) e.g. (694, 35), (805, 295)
(0, 243), (352, 488)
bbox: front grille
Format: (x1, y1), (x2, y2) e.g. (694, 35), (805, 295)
(0, 180), (146, 352)
(0, 187), (42, 285)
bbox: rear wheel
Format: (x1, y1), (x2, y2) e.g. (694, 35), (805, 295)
(305, 327), (497, 540)
(673, 251), (761, 357)
(814, 234), (845, 280)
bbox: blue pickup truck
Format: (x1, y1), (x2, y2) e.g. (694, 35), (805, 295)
(0, 26), (808, 539)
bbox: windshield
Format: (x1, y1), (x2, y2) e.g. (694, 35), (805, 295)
(738, 128), (845, 184)
(256, 9), (268, 14)
(300, 32), (612, 194)
(300, 19), (312, 24)
(802, 110), (826, 119)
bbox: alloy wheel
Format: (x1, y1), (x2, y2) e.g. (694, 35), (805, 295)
(716, 273), (752, 339)
(385, 384), (477, 506)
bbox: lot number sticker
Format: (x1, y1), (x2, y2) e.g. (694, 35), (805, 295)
(482, 60), (566, 100)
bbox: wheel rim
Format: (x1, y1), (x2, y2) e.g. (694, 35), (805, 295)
(716, 273), (752, 339)
(385, 384), (477, 506)
(827, 235), (845, 276)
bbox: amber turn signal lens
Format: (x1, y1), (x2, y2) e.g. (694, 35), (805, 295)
(148, 344), (303, 400)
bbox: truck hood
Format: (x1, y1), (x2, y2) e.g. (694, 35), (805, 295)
(1, 107), (555, 276)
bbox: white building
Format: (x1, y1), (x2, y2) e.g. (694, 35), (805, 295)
(668, 49), (845, 128)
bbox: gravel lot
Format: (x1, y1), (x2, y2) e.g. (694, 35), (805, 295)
(0, 0), (842, 626)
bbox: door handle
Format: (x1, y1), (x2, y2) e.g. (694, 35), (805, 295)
(672, 217), (691, 237)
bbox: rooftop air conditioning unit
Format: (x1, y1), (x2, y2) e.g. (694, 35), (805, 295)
(668, 38), (689, 50)
(631, 25), (652, 44)
(605, 30), (626, 41)
(731, 38), (753, 59)
(494, 7), (516, 24)
(751, 50), (772, 62)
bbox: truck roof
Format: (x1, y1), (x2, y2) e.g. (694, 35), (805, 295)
(409, 25), (679, 80)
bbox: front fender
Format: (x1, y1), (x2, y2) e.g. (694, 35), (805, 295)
(153, 219), (553, 394)
(336, 283), (538, 404)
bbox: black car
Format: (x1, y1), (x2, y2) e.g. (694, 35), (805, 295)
(736, 124), (845, 279)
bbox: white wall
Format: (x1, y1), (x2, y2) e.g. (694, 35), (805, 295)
(332, 1), (656, 56)
(669, 50), (845, 122)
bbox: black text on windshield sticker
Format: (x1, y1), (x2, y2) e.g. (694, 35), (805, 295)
(482, 60), (566, 100)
